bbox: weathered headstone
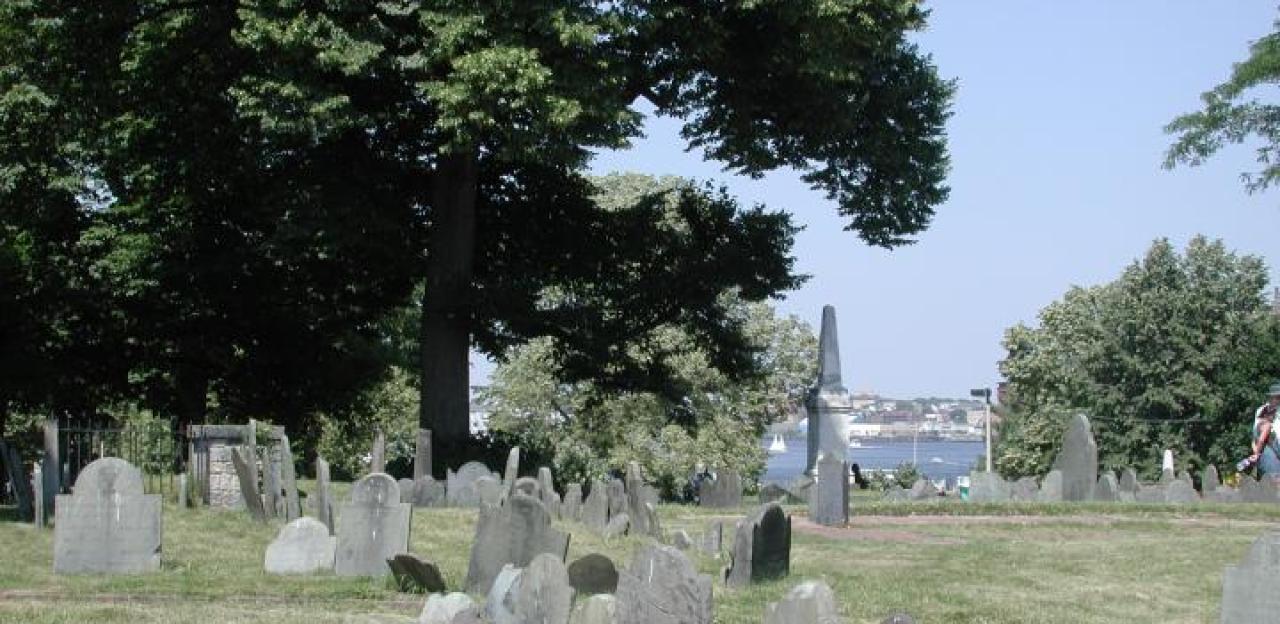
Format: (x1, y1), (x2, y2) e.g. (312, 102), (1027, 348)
(606, 478), (627, 519)
(700, 520), (724, 558)
(570, 594), (617, 624)
(231, 447), (267, 521)
(724, 503), (791, 587)
(387, 553), (446, 593)
(1221, 530), (1280, 622)
(477, 476), (504, 507)
(53, 457), (161, 574)
(1203, 465), (1221, 494)
(420, 592), (480, 624)
(503, 447), (521, 497)
(567, 553), (619, 595)
(1037, 470), (1064, 503)
(265, 517), (336, 575)
(671, 529), (694, 551)
(32, 464), (44, 529)
(414, 428), (432, 482)
(908, 479), (938, 501)
(700, 469), (743, 508)
(624, 462), (652, 536)
(370, 429), (386, 475)
(413, 476), (447, 507)
(465, 492), (570, 593)
(603, 513), (630, 541)
(514, 476), (543, 500)
(42, 415), (59, 521)
(1010, 476), (1039, 501)
(1093, 472), (1119, 503)
(1166, 478), (1199, 504)
(0, 440), (32, 521)
(1050, 413), (1097, 501)
(1119, 468), (1139, 494)
(805, 305), (851, 475)
(447, 461), (495, 507)
(967, 471), (1011, 503)
(264, 455), (283, 518)
(763, 580), (841, 624)
(484, 565), (523, 624)
(538, 466), (559, 518)
(334, 473), (412, 577)
(759, 483), (791, 505)
(400, 478), (417, 504)
(810, 454), (849, 526)
(178, 473), (189, 509)
(582, 480), (609, 533)
(615, 544), (712, 624)
(562, 483), (583, 522)
(498, 553), (574, 624)
(785, 475), (815, 503)
(278, 434), (301, 520)
(314, 456), (334, 534)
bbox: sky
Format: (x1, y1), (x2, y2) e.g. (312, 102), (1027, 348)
(480, 2), (1280, 400)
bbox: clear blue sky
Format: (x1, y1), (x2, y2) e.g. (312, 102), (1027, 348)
(480, 2), (1280, 399)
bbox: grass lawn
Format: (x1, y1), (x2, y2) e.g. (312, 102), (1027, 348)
(0, 486), (1275, 623)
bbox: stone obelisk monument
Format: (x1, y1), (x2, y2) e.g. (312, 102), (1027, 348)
(806, 305), (852, 475)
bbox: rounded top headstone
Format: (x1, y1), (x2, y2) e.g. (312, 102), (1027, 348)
(351, 473), (400, 506)
(73, 457), (145, 496)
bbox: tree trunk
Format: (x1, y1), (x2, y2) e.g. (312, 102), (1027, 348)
(420, 150), (479, 449)
(174, 355), (208, 432)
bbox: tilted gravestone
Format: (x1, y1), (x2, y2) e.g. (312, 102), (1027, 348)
(230, 447), (267, 521)
(369, 429), (386, 475)
(1093, 472), (1119, 503)
(485, 553), (574, 624)
(1037, 470), (1064, 503)
(386, 553), (446, 593)
(334, 473), (412, 577)
(700, 469), (743, 508)
(1050, 413), (1097, 501)
(503, 447), (521, 497)
(1221, 530), (1280, 622)
(759, 483), (792, 505)
(1203, 465), (1221, 494)
(582, 480), (609, 534)
(567, 553), (619, 595)
(616, 544), (712, 624)
(724, 502), (792, 587)
(264, 517), (335, 575)
(810, 454), (849, 526)
(763, 580), (841, 624)
(562, 483), (583, 522)
(313, 456), (334, 534)
(624, 462), (655, 536)
(538, 466), (559, 518)
(785, 475), (815, 503)
(465, 492), (570, 593)
(53, 457), (161, 574)
(967, 471), (1011, 503)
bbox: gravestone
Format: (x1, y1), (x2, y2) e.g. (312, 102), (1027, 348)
(264, 456), (283, 518)
(582, 480), (609, 533)
(1010, 476), (1039, 501)
(567, 553), (619, 595)
(967, 471), (1011, 503)
(603, 513), (630, 541)
(1162, 449), (1175, 477)
(672, 529), (694, 550)
(447, 461), (495, 507)
(615, 544), (712, 624)
(908, 479), (937, 501)
(280, 434), (301, 520)
(805, 305), (851, 475)
(1050, 413), (1097, 501)
(724, 502), (791, 587)
(785, 475), (815, 503)
(465, 492), (570, 593)
(810, 454), (849, 526)
(570, 595), (617, 624)
(178, 473), (188, 509)
(1093, 472), (1119, 503)
(699, 469), (742, 508)
(1119, 468), (1139, 495)
(334, 473), (412, 577)
(514, 476), (542, 500)
(264, 517), (336, 575)
(490, 553), (573, 624)
(562, 483), (583, 522)
(538, 466), (559, 518)
(1203, 465), (1221, 494)
(503, 447), (521, 497)
(1166, 478), (1199, 504)
(420, 592), (480, 624)
(477, 476), (504, 507)
(759, 483), (791, 505)
(1221, 530), (1280, 622)
(414, 428), (432, 482)
(53, 457), (161, 574)
(1135, 484), (1166, 503)
(1037, 470), (1064, 503)
(314, 456), (334, 534)
(399, 478), (416, 504)
(231, 447), (267, 521)
(413, 476), (447, 507)
(386, 553), (446, 593)
(369, 430), (386, 475)
(700, 520), (723, 558)
(606, 478), (627, 519)
(32, 464), (44, 529)
(763, 580), (840, 624)
(42, 416), (59, 522)
(0, 440), (32, 521)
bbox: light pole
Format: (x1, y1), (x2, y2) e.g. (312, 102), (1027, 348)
(970, 387), (993, 472)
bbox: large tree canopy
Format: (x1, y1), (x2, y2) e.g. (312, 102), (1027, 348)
(2, 1), (952, 455)
(997, 237), (1280, 480)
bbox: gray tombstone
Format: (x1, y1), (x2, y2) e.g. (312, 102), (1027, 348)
(1221, 530), (1280, 622)
(1135, 484), (1166, 503)
(484, 564), (523, 624)
(582, 480), (609, 533)
(32, 464), (44, 529)
(503, 447), (521, 497)
(264, 517), (336, 575)
(1050, 413), (1097, 501)
(570, 595), (617, 624)
(1094, 472), (1119, 502)
(264, 455), (283, 519)
(805, 306), (851, 475)
(178, 473), (189, 509)
(606, 478), (627, 519)
(811, 454), (849, 526)
(1166, 479), (1199, 504)
(1037, 470), (1064, 503)
(786, 475), (815, 504)
(538, 466), (559, 518)
(53, 457), (161, 574)
(421, 592), (480, 624)
(314, 456), (334, 534)
(369, 429), (386, 475)
(603, 513), (630, 541)
(567, 553), (619, 595)
(763, 580), (841, 624)
(413, 476), (447, 507)
(477, 476), (504, 507)
(231, 447), (267, 521)
(624, 462), (651, 536)
(447, 461), (495, 507)
(967, 471), (1011, 503)
(279, 435), (301, 520)
(671, 529), (694, 550)
(759, 483), (791, 505)
(0, 440), (32, 521)
(615, 544), (712, 624)
(510, 553), (574, 624)
(700, 469), (743, 509)
(700, 520), (724, 558)
(1203, 465), (1221, 494)
(724, 503), (791, 587)
(1119, 468), (1139, 494)
(386, 553), (446, 593)
(562, 483), (583, 522)
(908, 479), (938, 501)
(42, 416), (59, 522)
(515, 476), (543, 500)
(399, 478), (416, 504)
(414, 428), (432, 482)
(465, 492), (570, 594)
(334, 473), (412, 577)
(1010, 476), (1040, 501)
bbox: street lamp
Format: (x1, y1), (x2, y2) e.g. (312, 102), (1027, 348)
(970, 387), (993, 472)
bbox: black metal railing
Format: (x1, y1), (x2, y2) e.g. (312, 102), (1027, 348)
(60, 417), (188, 498)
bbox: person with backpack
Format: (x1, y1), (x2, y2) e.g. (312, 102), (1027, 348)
(1247, 383), (1280, 478)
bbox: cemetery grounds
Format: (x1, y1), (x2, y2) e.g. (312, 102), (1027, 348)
(0, 485), (1274, 624)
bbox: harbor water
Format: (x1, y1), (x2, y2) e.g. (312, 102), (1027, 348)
(762, 435), (984, 484)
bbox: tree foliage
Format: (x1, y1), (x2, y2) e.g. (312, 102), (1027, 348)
(997, 237), (1280, 479)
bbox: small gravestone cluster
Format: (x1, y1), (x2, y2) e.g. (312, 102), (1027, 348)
(724, 503), (792, 588)
(558, 463), (663, 542)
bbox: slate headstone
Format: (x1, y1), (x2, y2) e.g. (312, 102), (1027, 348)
(606, 478), (627, 519)
(967, 471), (1011, 503)
(810, 454), (848, 526)
(447, 461), (495, 507)
(511, 553), (574, 624)
(1037, 470), (1064, 503)
(671, 529), (694, 550)
(562, 483), (583, 522)
(514, 476), (542, 500)
(387, 553), (446, 593)
(477, 476), (504, 507)
(413, 476), (447, 507)
(785, 475), (815, 504)
(420, 592), (480, 624)
(1050, 413), (1097, 501)
(570, 594), (617, 624)
(264, 455), (283, 519)
(1135, 484), (1166, 503)
(314, 456), (334, 534)
(1094, 472), (1119, 503)
(280, 434), (301, 520)
(231, 446), (267, 522)
(1221, 530), (1280, 622)
(1203, 465), (1221, 494)
(265, 517), (336, 575)
(42, 416), (59, 521)
(32, 464), (44, 529)
(700, 469), (743, 508)
(465, 492), (570, 593)
(178, 473), (189, 509)
(1166, 478), (1199, 504)
(603, 512), (630, 541)
(567, 553), (619, 595)
(1119, 468), (1139, 495)
(503, 447), (521, 497)
(582, 480), (609, 533)
(414, 428), (432, 482)
(369, 429), (386, 475)
(763, 580), (840, 624)
(334, 473), (412, 577)
(53, 457), (161, 574)
(538, 466), (559, 518)
(700, 520), (723, 558)
(400, 478), (417, 504)
(1010, 476), (1039, 501)
(724, 502), (791, 587)
(615, 544), (712, 624)
(759, 483), (791, 505)
(484, 565), (524, 624)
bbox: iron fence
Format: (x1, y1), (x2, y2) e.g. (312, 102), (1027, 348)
(59, 417), (188, 498)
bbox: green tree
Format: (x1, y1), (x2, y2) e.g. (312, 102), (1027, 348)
(1165, 13), (1280, 192)
(997, 237), (1280, 479)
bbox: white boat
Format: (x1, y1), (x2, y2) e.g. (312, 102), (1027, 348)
(848, 438), (863, 448)
(768, 434), (787, 454)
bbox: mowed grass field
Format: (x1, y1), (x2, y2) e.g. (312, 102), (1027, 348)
(0, 485), (1276, 624)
